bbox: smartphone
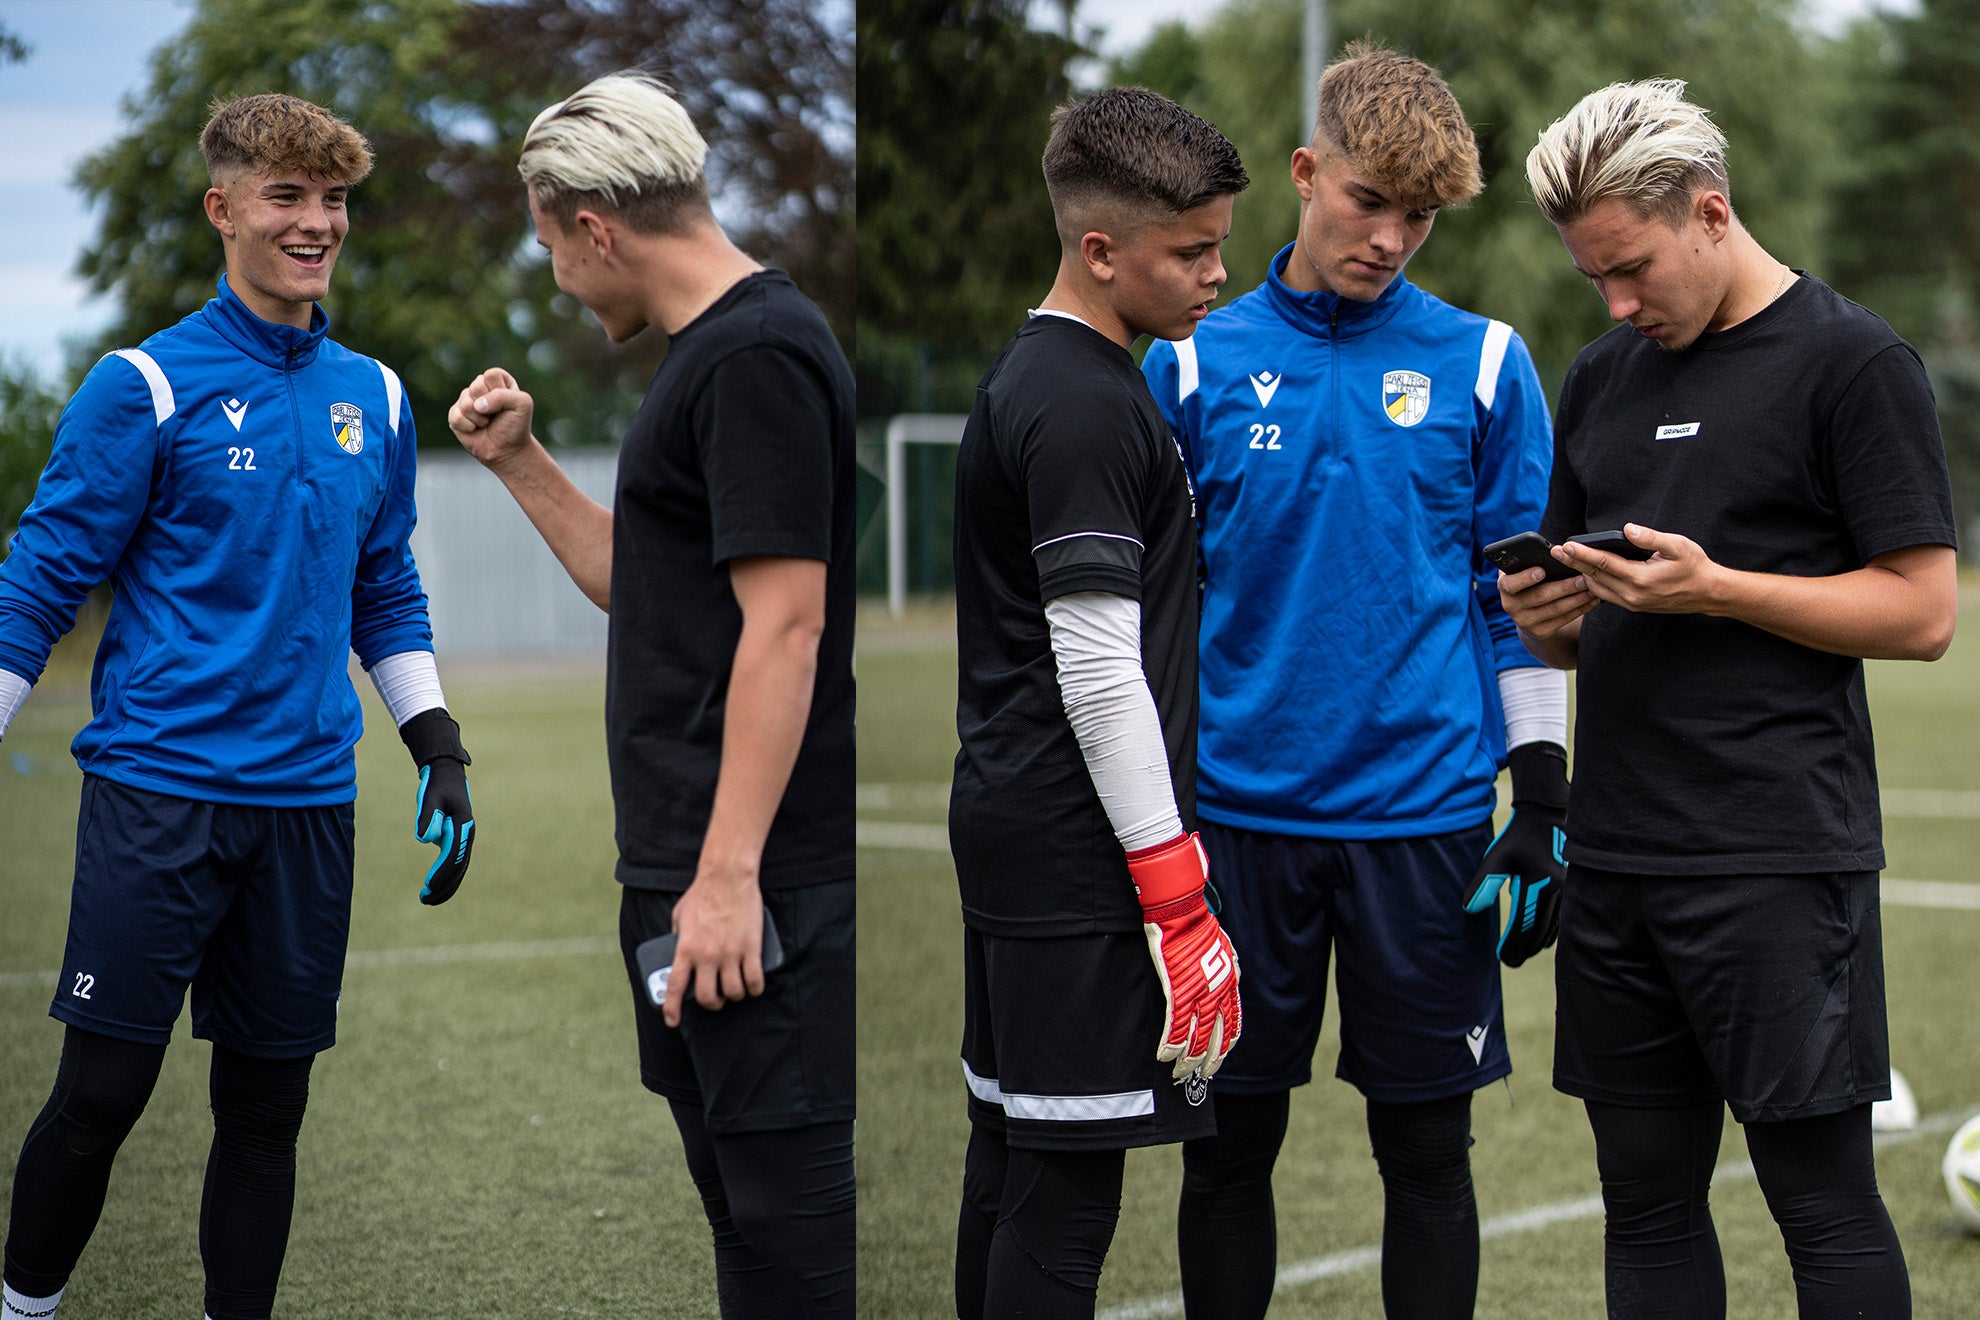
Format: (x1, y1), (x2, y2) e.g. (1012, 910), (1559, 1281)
(1567, 530), (1654, 561)
(1482, 531), (1579, 582)
(635, 906), (787, 1009)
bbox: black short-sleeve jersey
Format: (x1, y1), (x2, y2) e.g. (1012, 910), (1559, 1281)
(1540, 275), (1955, 874)
(950, 315), (1199, 936)
(606, 270), (855, 890)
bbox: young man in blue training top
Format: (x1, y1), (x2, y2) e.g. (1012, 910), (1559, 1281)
(1142, 45), (1563, 1319)
(0, 94), (474, 1320)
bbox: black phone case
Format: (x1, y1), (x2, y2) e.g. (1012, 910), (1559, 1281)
(1567, 530), (1654, 561)
(635, 907), (787, 1008)
(1482, 531), (1579, 582)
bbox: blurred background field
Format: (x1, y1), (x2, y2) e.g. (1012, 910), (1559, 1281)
(856, 594), (1980, 1319)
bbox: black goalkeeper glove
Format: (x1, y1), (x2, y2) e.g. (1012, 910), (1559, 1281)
(399, 707), (475, 906)
(1461, 741), (1568, 968)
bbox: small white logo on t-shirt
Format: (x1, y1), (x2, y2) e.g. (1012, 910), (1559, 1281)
(1466, 1025), (1489, 1064)
(1656, 422), (1701, 440)
(1249, 370), (1282, 408)
(222, 398), (249, 432)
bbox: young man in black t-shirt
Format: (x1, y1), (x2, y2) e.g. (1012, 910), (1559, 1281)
(446, 73), (854, 1316)
(1504, 80), (1956, 1319)
(950, 87), (1248, 1318)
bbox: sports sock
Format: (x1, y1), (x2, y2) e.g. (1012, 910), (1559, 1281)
(1366, 1093), (1478, 1320)
(198, 1048), (313, 1320)
(1177, 1089), (1289, 1320)
(4, 1027), (167, 1300)
(1, 1283), (63, 1318)
(1745, 1104), (1909, 1320)
(1584, 1098), (1727, 1320)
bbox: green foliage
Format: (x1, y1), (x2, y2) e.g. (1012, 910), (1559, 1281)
(855, 0), (1080, 361)
(0, 360), (63, 540)
(0, 21), (27, 65)
(70, 0), (851, 452)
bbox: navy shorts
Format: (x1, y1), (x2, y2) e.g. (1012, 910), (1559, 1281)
(53, 774), (355, 1059)
(619, 879), (855, 1136)
(1554, 866), (1891, 1124)
(1200, 818), (1509, 1102)
(961, 924), (1218, 1151)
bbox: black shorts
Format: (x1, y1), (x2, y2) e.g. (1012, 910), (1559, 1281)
(1199, 819), (1508, 1101)
(619, 879), (854, 1135)
(1554, 866), (1891, 1124)
(54, 774), (355, 1058)
(960, 925), (1218, 1152)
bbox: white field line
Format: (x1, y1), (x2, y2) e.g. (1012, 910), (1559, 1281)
(0, 935), (615, 992)
(1096, 1106), (1977, 1320)
(858, 820), (951, 851)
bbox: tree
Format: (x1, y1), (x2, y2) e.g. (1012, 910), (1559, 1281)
(0, 360), (63, 539)
(856, 0), (1081, 386)
(71, 0), (851, 452)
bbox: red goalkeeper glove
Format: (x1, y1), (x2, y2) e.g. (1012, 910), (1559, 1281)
(1128, 831), (1241, 1080)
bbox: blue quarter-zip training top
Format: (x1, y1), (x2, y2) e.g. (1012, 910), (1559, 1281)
(0, 275), (432, 806)
(1142, 245), (1553, 838)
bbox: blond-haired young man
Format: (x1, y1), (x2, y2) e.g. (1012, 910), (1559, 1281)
(1504, 78), (1955, 1319)
(1141, 45), (1560, 1319)
(447, 71), (855, 1316)
(950, 86), (1247, 1319)
(0, 93), (473, 1320)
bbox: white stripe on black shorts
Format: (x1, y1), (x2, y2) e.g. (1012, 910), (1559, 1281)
(961, 924), (1218, 1151)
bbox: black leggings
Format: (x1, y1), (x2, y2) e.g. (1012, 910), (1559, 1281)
(4, 1028), (313, 1320)
(1585, 1100), (1909, 1319)
(1176, 1089), (1478, 1320)
(956, 1124), (1125, 1319)
(667, 1100), (855, 1318)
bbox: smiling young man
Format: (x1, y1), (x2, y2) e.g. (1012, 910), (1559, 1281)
(1502, 79), (1957, 1319)
(1139, 46), (1558, 1319)
(0, 94), (474, 1320)
(445, 72), (855, 1316)
(948, 86), (1247, 1319)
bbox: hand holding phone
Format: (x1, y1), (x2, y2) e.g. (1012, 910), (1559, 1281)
(636, 905), (786, 1013)
(1483, 531), (1579, 582)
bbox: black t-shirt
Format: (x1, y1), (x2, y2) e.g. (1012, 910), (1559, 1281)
(950, 314), (1200, 936)
(606, 269), (855, 890)
(1541, 275), (1955, 874)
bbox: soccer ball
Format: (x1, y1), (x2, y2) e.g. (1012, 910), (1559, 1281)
(1871, 1067), (1917, 1132)
(1942, 1114), (1980, 1234)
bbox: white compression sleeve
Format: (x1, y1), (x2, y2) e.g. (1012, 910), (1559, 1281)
(0, 669), (30, 740)
(368, 650), (448, 728)
(1045, 592), (1184, 852)
(1499, 664), (1568, 751)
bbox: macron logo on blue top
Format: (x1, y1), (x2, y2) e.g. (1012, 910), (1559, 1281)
(1249, 371), (1282, 408)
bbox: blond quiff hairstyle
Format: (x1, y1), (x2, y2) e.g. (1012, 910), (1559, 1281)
(520, 71), (712, 235)
(1526, 79), (1729, 228)
(1313, 42), (1481, 210)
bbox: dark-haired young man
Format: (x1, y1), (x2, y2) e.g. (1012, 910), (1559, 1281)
(448, 72), (855, 1317)
(0, 94), (473, 1320)
(949, 85), (1248, 1319)
(1141, 46), (1558, 1318)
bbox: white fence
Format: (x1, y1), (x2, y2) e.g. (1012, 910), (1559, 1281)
(409, 448), (619, 656)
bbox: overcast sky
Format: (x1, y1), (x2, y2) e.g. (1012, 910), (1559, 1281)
(0, 0), (1925, 384)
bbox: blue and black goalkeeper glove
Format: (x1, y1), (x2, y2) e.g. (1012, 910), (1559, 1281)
(1462, 741), (1568, 968)
(399, 707), (475, 906)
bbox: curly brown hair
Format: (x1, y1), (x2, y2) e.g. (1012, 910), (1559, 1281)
(1314, 42), (1480, 210)
(200, 93), (373, 185)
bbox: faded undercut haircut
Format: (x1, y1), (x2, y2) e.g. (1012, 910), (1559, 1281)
(1526, 79), (1730, 228)
(1042, 86), (1248, 249)
(519, 70), (712, 235)
(200, 93), (373, 186)
(1314, 42), (1481, 210)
